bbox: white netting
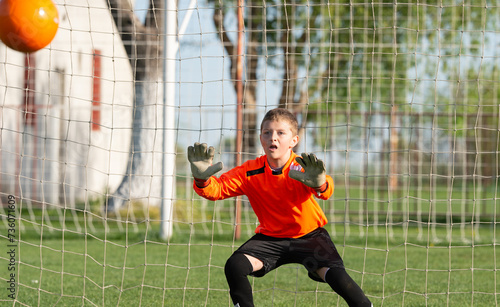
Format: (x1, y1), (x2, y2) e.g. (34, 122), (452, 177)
(0, 0), (499, 306)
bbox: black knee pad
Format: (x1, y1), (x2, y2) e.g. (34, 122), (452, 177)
(225, 253), (254, 281)
(225, 253), (255, 307)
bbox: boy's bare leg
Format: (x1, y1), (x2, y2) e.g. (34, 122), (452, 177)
(317, 266), (372, 307)
(317, 267), (329, 280)
(244, 254), (263, 271)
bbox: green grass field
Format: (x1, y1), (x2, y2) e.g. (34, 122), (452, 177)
(1, 180), (499, 306)
(1, 219), (498, 306)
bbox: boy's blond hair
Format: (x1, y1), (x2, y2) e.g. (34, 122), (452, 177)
(260, 108), (299, 136)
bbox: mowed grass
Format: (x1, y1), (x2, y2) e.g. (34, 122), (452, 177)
(1, 221), (499, 307)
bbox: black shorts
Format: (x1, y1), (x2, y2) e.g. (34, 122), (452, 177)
(233, 227), (344, 282)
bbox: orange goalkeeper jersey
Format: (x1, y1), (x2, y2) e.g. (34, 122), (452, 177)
(193, 152), (334, 238)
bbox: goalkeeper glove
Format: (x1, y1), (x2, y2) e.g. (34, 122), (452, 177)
(187, 143), (224, 184)
(289, 153), (327, 191)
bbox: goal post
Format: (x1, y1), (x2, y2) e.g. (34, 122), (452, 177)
(0, 0), (499, 306)
(160, 0), (177, 241)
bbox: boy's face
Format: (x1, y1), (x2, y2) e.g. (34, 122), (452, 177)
(260, 119), (299, 168)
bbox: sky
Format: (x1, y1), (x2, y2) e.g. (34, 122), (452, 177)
(133, 0), (149, 23)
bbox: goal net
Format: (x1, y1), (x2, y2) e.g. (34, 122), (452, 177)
(1, 0), (499, 306)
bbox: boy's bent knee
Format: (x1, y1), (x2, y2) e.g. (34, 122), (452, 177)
(225, 253), (254, 279)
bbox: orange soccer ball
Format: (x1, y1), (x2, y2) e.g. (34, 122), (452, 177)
(0, 0), (59, 53)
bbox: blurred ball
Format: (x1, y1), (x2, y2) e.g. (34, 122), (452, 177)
(0, 0), (59, 53)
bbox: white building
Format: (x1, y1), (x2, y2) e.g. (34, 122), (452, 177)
(0, 0), (134, 207)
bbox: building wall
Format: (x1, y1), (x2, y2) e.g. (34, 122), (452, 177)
(0, 0), (134, 206)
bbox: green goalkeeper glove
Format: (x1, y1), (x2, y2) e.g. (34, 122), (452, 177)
(289, 153), (327, 189)
(187, 142), (224, 180)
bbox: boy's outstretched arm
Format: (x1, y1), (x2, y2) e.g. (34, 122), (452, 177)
(187, 142), (224, 181)
(289, 153), (327, 190)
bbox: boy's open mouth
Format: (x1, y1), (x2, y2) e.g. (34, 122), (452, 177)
(270, 144), (278, 150)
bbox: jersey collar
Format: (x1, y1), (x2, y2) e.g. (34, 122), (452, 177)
(266, 151), (297, 175)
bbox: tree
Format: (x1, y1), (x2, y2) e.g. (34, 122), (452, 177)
(210, 1), (496, 192)
(434, 65), (500, 185)
(210, 1), (414, 144)
(211, 1), (414, 196)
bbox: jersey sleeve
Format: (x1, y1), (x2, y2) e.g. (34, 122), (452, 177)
(192, 165), (246, 201)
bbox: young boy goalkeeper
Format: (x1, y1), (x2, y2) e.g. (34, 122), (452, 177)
(188, 108), (371, 307)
